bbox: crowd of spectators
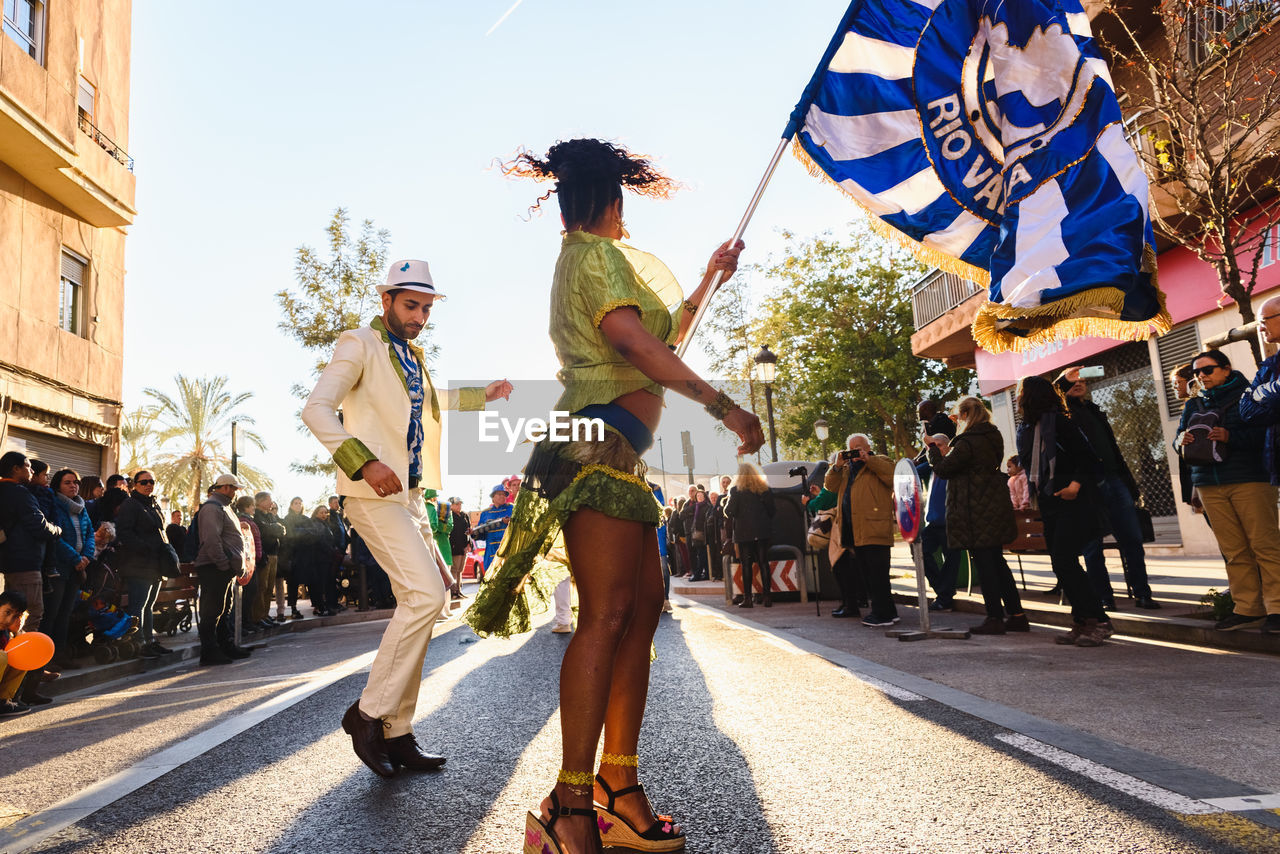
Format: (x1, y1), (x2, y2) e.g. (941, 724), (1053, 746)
(665, 337), (1280, 649)
(6, 326), (1280, 716)
(0, 452), (488, 717)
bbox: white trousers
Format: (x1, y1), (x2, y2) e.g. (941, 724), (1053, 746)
(344, 493), (447, 737)
(553, 576), (573, 625)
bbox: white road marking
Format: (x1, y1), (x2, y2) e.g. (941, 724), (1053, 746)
(995, 734), (1222, 815)
(88, 670), (363, 699)
(0, 649), (377, 854)
(846, 671), (926, 702)
(1201, 793), (1280, 811)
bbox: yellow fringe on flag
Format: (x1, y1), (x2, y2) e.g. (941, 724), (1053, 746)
(790, 139), (991, 286)
(792, 139), (1171, 355)
(972, 287), (1171, 354)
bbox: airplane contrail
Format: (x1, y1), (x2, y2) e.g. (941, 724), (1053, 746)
(485, 0), (526, 36)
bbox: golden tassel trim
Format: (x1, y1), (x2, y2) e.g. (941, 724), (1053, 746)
(558, 769), (595, 787)
(570, 463), (652, 492)
(600, 752), (640, 768)
(789, 136), (1173, 355)
(789, 138), (992, 286)
(971, 285), (1171, 355)
(593, 298), (643, 329)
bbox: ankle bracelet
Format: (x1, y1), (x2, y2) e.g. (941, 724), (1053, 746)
(600, 752), (639, 768)
(558, 768), (594, 795)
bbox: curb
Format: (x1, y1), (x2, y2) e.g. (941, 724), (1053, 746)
(671, 583), (1278, 655)
(45, 608), (395, 698)
(887, 590), (1280, 655)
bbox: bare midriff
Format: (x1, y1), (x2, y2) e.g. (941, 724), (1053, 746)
(614, 387), (664, 435)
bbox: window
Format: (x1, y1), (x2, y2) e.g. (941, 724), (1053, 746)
(1188, 0), (1280, 65)
(1262, 224), (1277, 269)
(59, 250), (87, 336)
(2, 0), (44, 62)
(77, 77), (96, 121)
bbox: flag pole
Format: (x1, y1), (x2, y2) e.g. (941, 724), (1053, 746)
(674, 0), (863, 359)
(675, 136), (789, 359)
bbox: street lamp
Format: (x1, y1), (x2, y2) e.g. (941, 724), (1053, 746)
(754, 345), (778, 463)
(814, 418), (829, 460)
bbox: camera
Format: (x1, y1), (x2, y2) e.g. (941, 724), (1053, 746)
(840, 449), (863, 462)
(788, 465), (808, 478)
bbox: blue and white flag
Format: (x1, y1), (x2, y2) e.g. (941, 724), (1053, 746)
(786, 0), (1169, 353)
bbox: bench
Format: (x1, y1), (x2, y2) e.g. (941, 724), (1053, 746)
(152, 563), (199, 636)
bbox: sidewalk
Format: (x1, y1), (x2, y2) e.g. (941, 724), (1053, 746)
(673, 545), (1280, 655)
(41, 604), (398, 699)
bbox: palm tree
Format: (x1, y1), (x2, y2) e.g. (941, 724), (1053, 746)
(119, 406), (159, 474)
(144, 375), (271, 513)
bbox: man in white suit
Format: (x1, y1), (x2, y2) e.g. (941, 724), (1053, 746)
(303, 258), (512, 777)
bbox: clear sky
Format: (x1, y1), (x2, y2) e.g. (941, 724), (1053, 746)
(123, 1), (867, 510)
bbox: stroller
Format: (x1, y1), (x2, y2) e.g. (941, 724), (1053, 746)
(72, 557), (143, 663)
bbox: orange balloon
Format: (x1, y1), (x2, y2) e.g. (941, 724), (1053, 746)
(4, 632), (55, 671)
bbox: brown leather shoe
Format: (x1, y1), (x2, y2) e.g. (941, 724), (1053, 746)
(341, 701), (395, 778)
(385, 733), (446, 771)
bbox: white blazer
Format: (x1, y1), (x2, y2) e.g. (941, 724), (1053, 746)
(302, 323), (485, 500)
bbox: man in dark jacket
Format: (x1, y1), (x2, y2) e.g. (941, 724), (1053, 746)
(253, 492), (287, 626)
(166, 511), (187, 560)
(916, 436), (961, 611)
(915, 400), (956, 465)
(1056, 367), (1159, 610)
(193, 474), (250, 665)
(0, 452), (61, 636)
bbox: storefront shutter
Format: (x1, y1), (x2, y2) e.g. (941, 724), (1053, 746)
(6, 427), (105, 477)
(1154, 325), (1202, 417)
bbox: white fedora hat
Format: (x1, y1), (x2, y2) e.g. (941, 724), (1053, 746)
(377, 259), (447, 299)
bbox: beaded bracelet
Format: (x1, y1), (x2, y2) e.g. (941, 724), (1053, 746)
(704, 390), (739, 421)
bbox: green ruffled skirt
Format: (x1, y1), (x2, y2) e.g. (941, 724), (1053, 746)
(464, 430), (660, 638)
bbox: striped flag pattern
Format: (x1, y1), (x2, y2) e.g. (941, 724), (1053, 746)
(789, 0), (1169, 352)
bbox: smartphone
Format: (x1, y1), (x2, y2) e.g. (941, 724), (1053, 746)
(1078, 366), (1105, 379)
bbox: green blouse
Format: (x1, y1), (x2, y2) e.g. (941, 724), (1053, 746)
(550, 231), (684, 414)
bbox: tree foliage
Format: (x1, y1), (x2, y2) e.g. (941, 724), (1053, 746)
(144, 375), (270, 514)
(716, 223), (972, 460)
(1102, 0), (1280, 360)
(119, 407), (158, 475)
(277, 207), (391, 369)
(275, 208), (436, 477)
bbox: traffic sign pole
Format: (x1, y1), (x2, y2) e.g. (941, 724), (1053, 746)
(886, 458), (969, 642)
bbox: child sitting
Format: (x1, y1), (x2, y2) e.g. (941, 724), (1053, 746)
(1006, 455), (1030, 510)
(0, 590), (32, 718)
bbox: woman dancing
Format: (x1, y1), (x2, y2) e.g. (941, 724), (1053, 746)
(466, 138), (763, 854)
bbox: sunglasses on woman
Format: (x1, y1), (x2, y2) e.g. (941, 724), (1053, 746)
(1192, 365), (1222, 377)
(136, 478), (156, 486)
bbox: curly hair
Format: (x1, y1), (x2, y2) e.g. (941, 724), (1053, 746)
(503, 138), (677, 227)
(1016, 375), (1068, 423)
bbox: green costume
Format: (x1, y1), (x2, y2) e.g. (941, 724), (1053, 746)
(465, 232), (683, 637)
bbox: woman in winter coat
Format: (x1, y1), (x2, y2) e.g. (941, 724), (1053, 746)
(114, 470), (173, 658)
(1179, 349), (1280, 631)
(47, 469), (95, 669)
(926, 397), (1026, 635)
(1015, 378), (1111, 647)
(724, 462), (776, 607)
(279, 497), (311, 619)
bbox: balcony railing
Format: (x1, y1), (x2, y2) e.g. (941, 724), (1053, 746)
(910, 268), (983, 329)
(77, 110), (134, 172)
